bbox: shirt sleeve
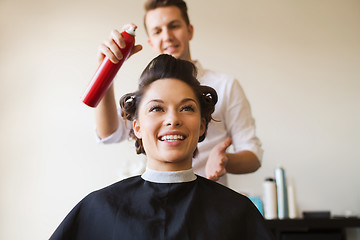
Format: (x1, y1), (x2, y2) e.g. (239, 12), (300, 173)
(95, 107), (132, 144)
(225, 79), (264, 162)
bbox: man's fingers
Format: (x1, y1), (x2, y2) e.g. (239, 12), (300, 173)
(98, 43), (119, 64)
(208, 175), (219, 181)
(110, 29), (124, 48)
(218, 137), (232, 152)
(224, 137), (232, 148)
(129, 44), (143, 57)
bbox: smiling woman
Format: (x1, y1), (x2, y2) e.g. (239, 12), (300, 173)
(49, 54), (273, 240)
(119, 54), (217, 171)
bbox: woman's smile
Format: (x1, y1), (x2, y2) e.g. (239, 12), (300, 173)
(159, 131), (186, 142)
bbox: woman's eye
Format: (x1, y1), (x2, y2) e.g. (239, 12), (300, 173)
(181, 105), (195, 112)
(150, 106), (164, 112)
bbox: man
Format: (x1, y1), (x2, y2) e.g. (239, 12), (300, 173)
(94, 0), (263, 185)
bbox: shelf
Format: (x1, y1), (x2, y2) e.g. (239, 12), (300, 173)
(265, 218), (360, 240)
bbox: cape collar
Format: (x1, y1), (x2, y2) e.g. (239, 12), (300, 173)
(141, 167), (197, 183)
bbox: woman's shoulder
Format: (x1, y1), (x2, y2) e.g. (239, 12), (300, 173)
(194, 176), (262, 220)
(84, 176), (143, 202)
(195, 175), (251, 203)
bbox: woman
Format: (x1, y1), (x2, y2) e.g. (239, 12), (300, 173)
(50, 54), (273, 240)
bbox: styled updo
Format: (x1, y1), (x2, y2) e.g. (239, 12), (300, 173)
(120, 54), (217, 156)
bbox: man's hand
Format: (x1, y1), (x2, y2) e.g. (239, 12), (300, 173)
(205, 138), (232, 181)
(97, 23), (143, 64)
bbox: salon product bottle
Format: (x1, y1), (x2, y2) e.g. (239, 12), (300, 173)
(287, 181), (298, 218)
(263, 178), (278, 219)
(275, 167), (289, 219)
(82, 27), (136, 107)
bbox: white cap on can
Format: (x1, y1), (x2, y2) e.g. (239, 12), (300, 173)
(126, 26), (136, 36)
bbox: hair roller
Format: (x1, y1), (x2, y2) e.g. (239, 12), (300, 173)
(120, 93), (137, 121)
(201, 86), (218, 106)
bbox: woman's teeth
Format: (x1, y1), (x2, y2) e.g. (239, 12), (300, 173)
(160, 135), (184, 141)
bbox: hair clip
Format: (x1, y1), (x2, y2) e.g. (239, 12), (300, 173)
(203, 92), (212, 99)
(125, 95), (135, 103)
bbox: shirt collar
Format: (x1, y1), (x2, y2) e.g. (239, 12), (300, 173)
(193, 60), (205, 80)
(141, 167), (197, 183)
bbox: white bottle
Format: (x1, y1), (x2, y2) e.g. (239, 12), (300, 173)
(287, 181), (298, 218)
(263, 178), (278, 219)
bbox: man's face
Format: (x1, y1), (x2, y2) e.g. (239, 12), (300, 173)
(145, 6), (193, 61)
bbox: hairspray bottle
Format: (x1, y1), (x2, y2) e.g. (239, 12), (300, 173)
(82, 27), (136, 107)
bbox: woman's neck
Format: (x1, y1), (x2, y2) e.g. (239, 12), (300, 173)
(146, 156), (193, 172)
(146, 161), (192, 172)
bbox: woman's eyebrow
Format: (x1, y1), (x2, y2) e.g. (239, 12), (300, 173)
(145, 99), (163, 106)
(181, 98), (197, 104)
(146, 98), (197, 105)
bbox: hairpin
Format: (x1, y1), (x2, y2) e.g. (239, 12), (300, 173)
(125, 95), (135, 103)
(203, 92), (212, 99)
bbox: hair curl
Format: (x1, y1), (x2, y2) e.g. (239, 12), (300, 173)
(119, 54), (217, 157)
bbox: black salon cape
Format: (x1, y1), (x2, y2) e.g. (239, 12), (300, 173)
(50, 175), (273, 240)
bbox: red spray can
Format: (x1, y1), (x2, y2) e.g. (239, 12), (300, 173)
(82, 27), (136, 107)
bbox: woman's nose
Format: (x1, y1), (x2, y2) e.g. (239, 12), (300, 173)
(164, 111), (182, 127)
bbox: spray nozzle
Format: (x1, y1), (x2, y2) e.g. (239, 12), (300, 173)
(126, 26), (136, 36)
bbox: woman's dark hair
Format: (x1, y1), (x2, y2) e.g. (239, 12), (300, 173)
(144, 0), (190, 33)
(119, 54), (217, 157)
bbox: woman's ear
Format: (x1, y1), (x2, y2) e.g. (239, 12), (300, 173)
(133, 120), (142, 139)
(200, 118), (206, 136)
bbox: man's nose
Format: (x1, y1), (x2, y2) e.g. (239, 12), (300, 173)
(162, 28), (174, 41)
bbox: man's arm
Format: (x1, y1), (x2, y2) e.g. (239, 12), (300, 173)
(95, 85), (119, 139)
(93, 25), (142, 140)
(206, 76), (262, 180)
(226, 150), (260, 174)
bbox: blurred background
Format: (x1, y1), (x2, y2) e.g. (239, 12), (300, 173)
(0, 0), (359, 239)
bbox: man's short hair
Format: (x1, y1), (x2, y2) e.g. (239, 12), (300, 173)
(144, 0), (190, 32)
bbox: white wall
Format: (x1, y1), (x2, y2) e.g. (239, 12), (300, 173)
(0, 0), (359, 239)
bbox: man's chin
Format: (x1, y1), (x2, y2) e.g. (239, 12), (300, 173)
(161, 49), (180, 58)
(165, 52), (179, 58)
(160, 51), (189, 61)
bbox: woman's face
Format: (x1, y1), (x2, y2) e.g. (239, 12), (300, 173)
(133, 78), (205, 171)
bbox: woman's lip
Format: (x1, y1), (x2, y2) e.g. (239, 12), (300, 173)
(158, 131), (187, 141)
